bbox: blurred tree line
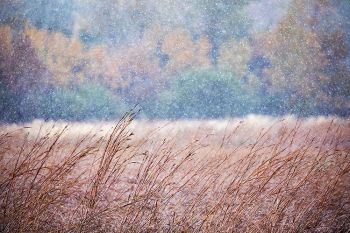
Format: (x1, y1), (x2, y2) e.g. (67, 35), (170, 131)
(0, 0), (349, 122)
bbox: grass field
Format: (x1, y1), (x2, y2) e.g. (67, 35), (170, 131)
(0, 113), (349, 232)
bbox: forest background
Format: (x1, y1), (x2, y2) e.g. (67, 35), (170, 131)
(0, 0), (349, 122)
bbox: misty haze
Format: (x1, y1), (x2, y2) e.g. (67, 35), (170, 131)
(0, 0), (349, 232)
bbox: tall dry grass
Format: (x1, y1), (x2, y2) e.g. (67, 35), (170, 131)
(0, 113), (349, 232)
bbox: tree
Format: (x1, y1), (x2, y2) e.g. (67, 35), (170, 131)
(1, 28), (47, 93)
(300, 0), (350, 114)
(0, 25), (13, 83)
(218, 38), (253, 78)
(255, 0), (350, 115)
(160, 29), (212, 75)
(150, 68), (249, 119)
(0, 0), (76, 35)
(261, 5), (327, 97)
(25, 26), (85, 86)
(195, 0), (255, 63)
(19, 82), (126, 121)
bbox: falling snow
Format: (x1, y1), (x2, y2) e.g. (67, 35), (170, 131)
(0, 0), (349, 122)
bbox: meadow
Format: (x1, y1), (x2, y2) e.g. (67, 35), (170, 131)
(0, 113), (349, 232)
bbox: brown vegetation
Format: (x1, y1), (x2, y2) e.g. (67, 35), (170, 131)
(0, 113), (349, 232)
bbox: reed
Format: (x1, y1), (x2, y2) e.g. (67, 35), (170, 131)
(0, 113), (349, 232)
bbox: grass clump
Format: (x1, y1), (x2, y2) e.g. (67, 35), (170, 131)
(0, 113), (349, 232)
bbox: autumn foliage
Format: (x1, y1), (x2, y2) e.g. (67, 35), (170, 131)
(0, 0), (349, 121)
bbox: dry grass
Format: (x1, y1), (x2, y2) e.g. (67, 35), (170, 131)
(0, 113), (349, 232)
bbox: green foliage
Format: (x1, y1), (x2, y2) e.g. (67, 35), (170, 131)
(0, 0), (349, 121)
(142, 68), (343, 119)
(198, 0), (253, 39)
(19, 83), (126, 121)
(146, 68), (250, 119)
(0, 81), (20, 122)
(195, 0), (254, 63)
